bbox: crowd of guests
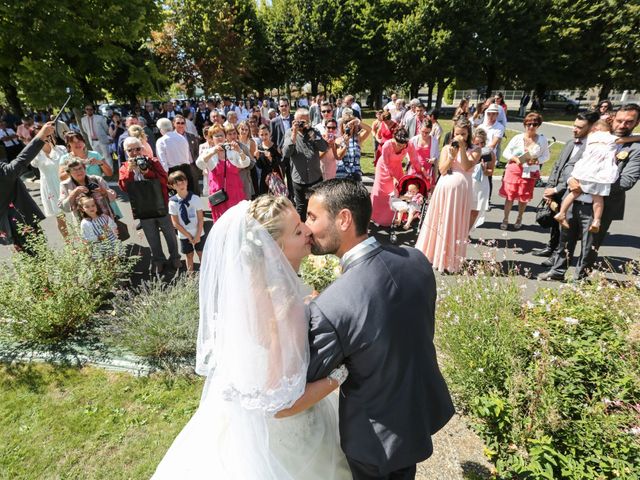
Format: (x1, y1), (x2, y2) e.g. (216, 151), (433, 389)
(2, 92), (639, 280)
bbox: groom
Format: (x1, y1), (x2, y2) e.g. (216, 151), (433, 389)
(305, 179), (454, 480)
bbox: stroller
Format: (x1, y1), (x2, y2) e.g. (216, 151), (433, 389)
(388, 174), (432, 244)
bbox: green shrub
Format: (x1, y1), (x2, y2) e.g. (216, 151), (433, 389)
(437, 275), (640, 479)
(104, 275), (199, 369)
(0, 233), (133, 345)
(300, 255), (341, 292)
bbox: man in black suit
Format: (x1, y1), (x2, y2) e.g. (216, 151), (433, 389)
(270, 97), (295, 153)
(539, 104), (640, 281)
(194, 100), (209, 138)
(532, 112), (595, 262)
(173, 115), (202, 195)
(142, 102), (160, 140)
(303, 179), (454, 480)
(1, 122), (54, 251)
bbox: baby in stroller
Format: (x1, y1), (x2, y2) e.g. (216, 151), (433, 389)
(390, 180), (425, 230)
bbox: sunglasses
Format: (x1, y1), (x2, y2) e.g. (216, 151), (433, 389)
(126, 147), (142, 153)
(326, 126), (337, 130)
(321, 110), (332, 113)
(524, 122), (540, 127)
(174, 121), (185, 125)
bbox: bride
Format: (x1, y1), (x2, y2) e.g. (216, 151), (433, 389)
(152, 196), (351, 479)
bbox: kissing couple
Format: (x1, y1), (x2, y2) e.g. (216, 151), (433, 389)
(152, 179), (454, 480)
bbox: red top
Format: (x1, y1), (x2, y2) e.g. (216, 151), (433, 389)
(118, 156), (169, 203)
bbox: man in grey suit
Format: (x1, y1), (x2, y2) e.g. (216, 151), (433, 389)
(533, 112), (595, 261)
(304, 179), (454, 480)
(539, 104), (640, 281)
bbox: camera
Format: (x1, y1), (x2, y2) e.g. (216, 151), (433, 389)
(345, 126), (351, 135)
(135, 156), (149, 170)
(87, 182), (100, 192)
(451, 140), (459, 148)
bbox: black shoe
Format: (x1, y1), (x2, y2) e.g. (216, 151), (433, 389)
(540, 257), (555, 267)
(532, 247), (554, 257)
(537, 271), (564, 282)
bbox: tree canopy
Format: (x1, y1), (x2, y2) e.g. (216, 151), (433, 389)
(3, 0), (639, 112)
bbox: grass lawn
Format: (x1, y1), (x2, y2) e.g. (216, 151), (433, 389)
(0, 363), (201, 479)
(358, 110), (564, 177)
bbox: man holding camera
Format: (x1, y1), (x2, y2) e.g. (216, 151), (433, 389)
(282, 108), (328, 220)
(119, 136), (180, 274)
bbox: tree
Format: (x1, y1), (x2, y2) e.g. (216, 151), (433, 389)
(344, 0), (415, 108)
(259, 0), (353, 97)
(156, 0), (266, 98)
(0, 0), (164, 113)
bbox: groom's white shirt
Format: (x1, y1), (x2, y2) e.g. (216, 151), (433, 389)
(340, 236), (379, 270)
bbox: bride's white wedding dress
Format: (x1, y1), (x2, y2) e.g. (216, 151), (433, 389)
(152, 201), (350, 479)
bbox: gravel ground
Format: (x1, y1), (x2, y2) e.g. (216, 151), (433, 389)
(416, 414), (493, 480)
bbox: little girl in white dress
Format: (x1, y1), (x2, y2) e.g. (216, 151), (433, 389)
(555, 120), (635, 233)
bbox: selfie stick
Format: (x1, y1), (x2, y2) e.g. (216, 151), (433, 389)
(52, 88), (74, 124)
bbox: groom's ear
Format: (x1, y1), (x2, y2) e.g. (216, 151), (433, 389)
(336, 208), (353, 232)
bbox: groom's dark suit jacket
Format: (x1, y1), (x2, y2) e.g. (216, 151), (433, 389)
(307, 244), (454, 474)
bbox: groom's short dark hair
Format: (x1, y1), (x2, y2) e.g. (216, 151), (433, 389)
(309, 179), (371, 235)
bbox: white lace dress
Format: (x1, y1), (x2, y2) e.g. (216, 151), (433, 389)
(151, 369), (350, 480)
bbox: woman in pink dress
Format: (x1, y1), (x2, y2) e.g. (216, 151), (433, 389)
(415, 118), (480, 273)
(195, 124), (249, 221)
(408, 121), (436, 186)
(374, 111), (397, 165)
(370, 127), (423, 226)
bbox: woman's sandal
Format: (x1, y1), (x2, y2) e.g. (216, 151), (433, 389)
(513, 218), (523, 230)
(589, 220), (601, 233)
(500, 220), (509, 230)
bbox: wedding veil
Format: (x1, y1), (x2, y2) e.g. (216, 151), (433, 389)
(197, 200), (310, 414)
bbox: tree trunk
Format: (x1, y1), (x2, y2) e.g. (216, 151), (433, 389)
(534, 83), (546, 110)
(426, 83), (433, 109)
(410, 82), (420, 100)
(598, 79), (612, 102)
(435, 78), (453, 109)
(1, 79), (24, 118)
(484, 64), (496, 99)
(310, 80), (318, 97)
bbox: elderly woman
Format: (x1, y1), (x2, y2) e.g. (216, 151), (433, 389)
(196, 124), (250, 221)
(498, 112), (550, 230)
(59, 157), (117, 224)
(370, 127), (422, 226)
(223, 111), (239, 129)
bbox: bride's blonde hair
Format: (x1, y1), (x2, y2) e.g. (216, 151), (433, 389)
(248, 195), (295, 241)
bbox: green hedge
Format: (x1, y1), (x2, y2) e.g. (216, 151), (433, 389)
(0, 233), (133, 346)
(437, 274), (640, 479)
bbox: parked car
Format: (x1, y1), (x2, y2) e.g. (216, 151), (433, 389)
(543, 93), (579, 113)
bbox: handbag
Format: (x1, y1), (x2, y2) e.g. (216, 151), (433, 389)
(535, 198), (558, 228)
(114, 218), (130, 241)
(127, 178), (168, 219)
(265, 163), (289, 197)
(208, 150), (229, 206)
